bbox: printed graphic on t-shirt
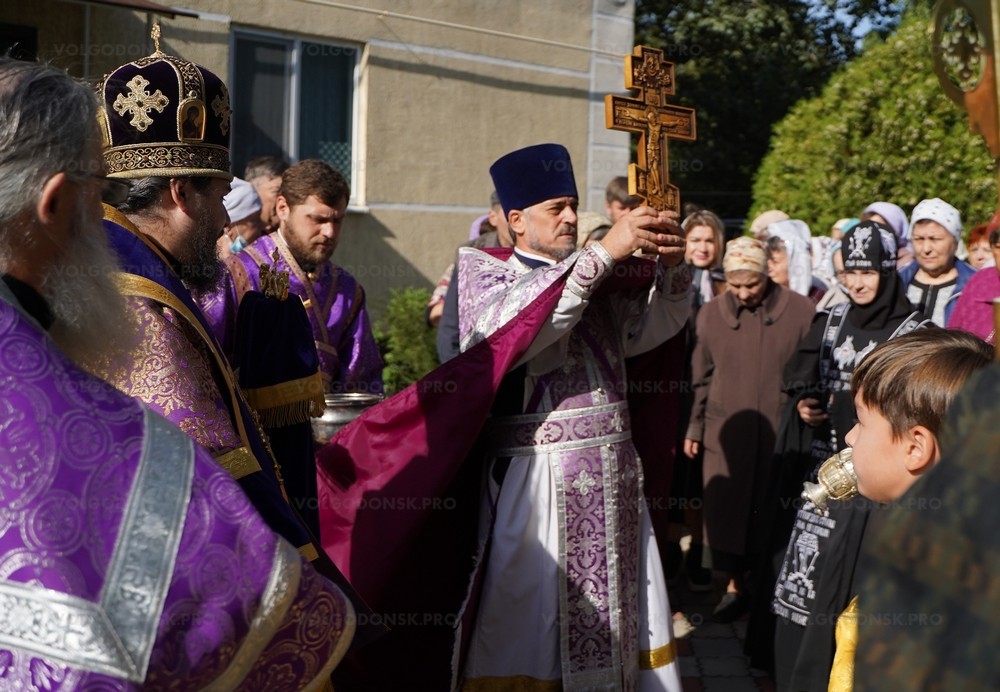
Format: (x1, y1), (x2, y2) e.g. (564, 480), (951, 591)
(833, 335), (856, 372)
(773, 502), (838, 626)
(833, 335), (878, 372)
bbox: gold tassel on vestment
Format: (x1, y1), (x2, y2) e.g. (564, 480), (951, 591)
(244, 370), (326, 428)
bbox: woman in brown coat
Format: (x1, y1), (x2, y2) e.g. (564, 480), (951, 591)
(683, 237), (815, 621)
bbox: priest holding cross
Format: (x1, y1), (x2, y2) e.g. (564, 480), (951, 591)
(450, 46), (695, 691)
(313, 45), (695, 691)
(451, 145), (689, 690)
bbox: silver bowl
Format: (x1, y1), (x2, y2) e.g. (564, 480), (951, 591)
(312, 392), (384, 445)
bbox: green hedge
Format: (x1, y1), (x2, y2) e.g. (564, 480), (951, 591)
(751, 8), (997, 235)
(375, 287), (439, 395)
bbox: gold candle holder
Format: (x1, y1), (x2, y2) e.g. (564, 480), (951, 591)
(801, 448), (859, 511)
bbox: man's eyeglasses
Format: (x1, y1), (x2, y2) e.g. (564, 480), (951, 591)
(61, 171), (131, 207)
(92, 175), (131, 206)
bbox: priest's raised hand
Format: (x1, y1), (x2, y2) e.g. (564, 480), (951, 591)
(598, 205), (686, 265)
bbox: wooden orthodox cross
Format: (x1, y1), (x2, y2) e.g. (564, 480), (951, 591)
(605, 46), (696, 213)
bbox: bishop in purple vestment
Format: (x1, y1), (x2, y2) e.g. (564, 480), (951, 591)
(92, 43), (326, 560)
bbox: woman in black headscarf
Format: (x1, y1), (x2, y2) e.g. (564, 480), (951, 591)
(790, 220), (929, 461)
(747, 221), (930, 690)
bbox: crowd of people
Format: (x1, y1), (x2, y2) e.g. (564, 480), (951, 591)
(2, 31), (999, 692)
(418, 171), (1000, 690)
(424, 175), (1000, 691)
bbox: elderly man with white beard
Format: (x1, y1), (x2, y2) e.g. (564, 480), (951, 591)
(0, 57), (354, 689)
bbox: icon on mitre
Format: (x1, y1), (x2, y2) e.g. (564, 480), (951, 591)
(177, 97), (206, 143)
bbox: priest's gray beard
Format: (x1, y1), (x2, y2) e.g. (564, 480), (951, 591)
(43, 204), (137, 372)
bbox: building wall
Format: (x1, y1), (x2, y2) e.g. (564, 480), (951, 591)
(2, 0), (635, 318)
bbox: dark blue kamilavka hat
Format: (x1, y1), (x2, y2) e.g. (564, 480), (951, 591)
(489, 143), (578, 215)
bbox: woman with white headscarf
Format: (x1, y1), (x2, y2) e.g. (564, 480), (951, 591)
(766, 219), (827, 304)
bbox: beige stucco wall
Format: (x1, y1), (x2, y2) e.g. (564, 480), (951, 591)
(3, 0), (634, 318)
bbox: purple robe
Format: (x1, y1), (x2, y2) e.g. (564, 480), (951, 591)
(199, 232), (383, 395)
(454, 245), (691, 689)
(0, 285), (354, 689)
(98, 208), (317, 555)
(313, 249), (676, 687)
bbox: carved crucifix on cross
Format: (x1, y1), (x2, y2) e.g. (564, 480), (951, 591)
(605, 46), (696, 213)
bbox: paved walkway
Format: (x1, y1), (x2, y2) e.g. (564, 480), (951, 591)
(667, 549), (775, 692)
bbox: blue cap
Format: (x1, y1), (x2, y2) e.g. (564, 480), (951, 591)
(489, 143), (578, 217)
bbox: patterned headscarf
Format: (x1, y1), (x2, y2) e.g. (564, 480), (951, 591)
(828, 240), (844, 286)
(811, 236), (836, 287)
(842, 220), (898, 271)
(909, 198), (963, 241)
(723, 237), (767, 274)
(840, 221), (914, 330)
